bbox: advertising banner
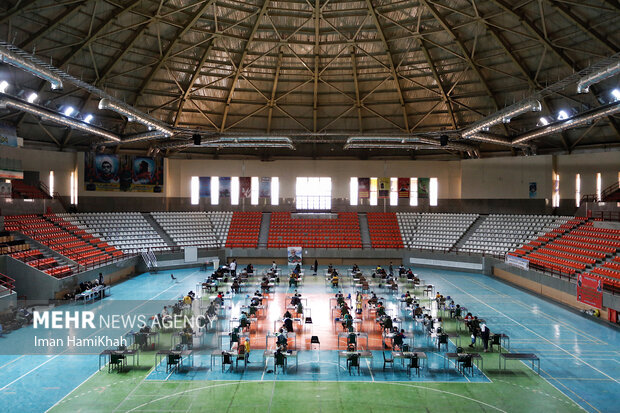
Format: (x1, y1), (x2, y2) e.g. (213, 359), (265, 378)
(505, 254), (529, 270)
(0, 123), (18, 147)
(577, 273), (603, 309)
(240, 177), (252, 198)
(398, 177), (410, 198)
(529, 182), (537, 198)
(358, 177), (370, 198)
(199, 177), (211, 197)
(0, 182), (11, 198)
(378, 177), (390, 199)
(418, 177), (430, 199)
(219, 177), (231, 199)
(259, 177), (271, 198)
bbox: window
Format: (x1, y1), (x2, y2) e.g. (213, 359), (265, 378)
(390, 177), (398, 206)
(575, 174), (581, 207)
(271, 177), (279, 206)
(296, 177), (331, 210)
(350, 177), (358, 206)
(596, 173), (602, 201)
(70, 170), (78, 205)
(410, 178), (418, 206)
(429, 177), (438, 206)
(211, 176), (219, 205)
(370, 177), (378, 206)
(251, 177), (259, 205)
(190, 176), (199, 205)
(231, 177), (239, 205)
(49, 171), (54, 196)
(552, 173), (560, 207)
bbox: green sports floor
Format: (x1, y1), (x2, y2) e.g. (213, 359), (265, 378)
(1, 265), (618, 412)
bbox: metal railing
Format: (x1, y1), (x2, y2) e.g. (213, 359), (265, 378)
(0, 273), (16, 295)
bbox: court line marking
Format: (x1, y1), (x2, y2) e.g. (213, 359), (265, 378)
(0, 355), (24, 371)
(438, 275), (619, 384)
(122, 380), (508, 412)
(42, 270), (200, 411)
(466, 278), (604, 345)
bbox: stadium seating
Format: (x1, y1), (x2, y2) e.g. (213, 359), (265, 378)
(462, 215), (570, 256)
(152, 211), (231, 248)
(267, 212), (362, 249)
(398, 213), (478, 251)
(60, 212), (168, 253)
(226, 212), (262, 248)
(366, 213), (403, 248)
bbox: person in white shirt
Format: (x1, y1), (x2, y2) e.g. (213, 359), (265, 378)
(230, 259), (237, 277)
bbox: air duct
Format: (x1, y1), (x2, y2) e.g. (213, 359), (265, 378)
(157, 136), (295, 150)
(121, 131), (168, 144)
(576, 60), (620, 94)
(98, 98), (174, 137)
(512, 101), (620, 144)
(345, 136), (477, 152)
(461, 99), (542, 138)
(0, 46), (62, 90)
(0, 94), (120, 142)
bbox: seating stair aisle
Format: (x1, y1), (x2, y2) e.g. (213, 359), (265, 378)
(462, 214), (570, 256)
(61, 212), (168, 253)
(398, 213), (478, 251)
(510, 218), (620, 284)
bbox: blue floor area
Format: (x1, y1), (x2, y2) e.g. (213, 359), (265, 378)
(0, 265), (618, 412)
(146, 350), (489, 382)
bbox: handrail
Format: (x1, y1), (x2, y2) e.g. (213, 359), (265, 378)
(581, 180), (620, 203)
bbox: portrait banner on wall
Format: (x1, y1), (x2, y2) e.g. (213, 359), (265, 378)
(378, 177), (390, 199)
(219, 177), (231, 199)
(0, 182), (11, 198)
(259, 177), (271, 198)
(199, 177), (211, 197)
(398, 177), (410, 198)
(358, 177), (370, 198)
(529, 182), (537, 198)
(131, 156), (163, 192)
(418, 177), (430, 199)
(85, 153), (120, 191)
(0, 123), (18, 148)
(577, 273), (603, 309)
(240, 177), (252, 198)
(287, 246), (302, 266)
(85, 154), (163, 192)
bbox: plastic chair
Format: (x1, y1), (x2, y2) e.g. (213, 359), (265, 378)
(437, 333), (449, 351)
(407, 356), (420, 377)
(382, 351), (394, 370)
(310, 336), (320, 350)
(108, 353), (125, 373)
(347, 333), (357, 350)
(458, 354), (474, 376)
(347, 353), (360, 375)
(274, 352), (287, 374)
(167, 354), (181, 373)
(222, 352), (232, 372)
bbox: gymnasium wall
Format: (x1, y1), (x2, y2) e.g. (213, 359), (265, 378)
(3, 146), (619, 214)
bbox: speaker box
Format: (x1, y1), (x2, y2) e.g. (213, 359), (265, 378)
(192, 134), (201, 145)
(440, 135), (449, 146)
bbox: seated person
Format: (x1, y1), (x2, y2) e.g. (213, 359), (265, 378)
(246, 263), (254, 274)
(293, 263), (301, 274)
(413, 304), (424, 318)
(261, 279), (270, 293)
(230, 327), (241, 348)
(398, 264), (406, 275)
(283, 317), (294, 333)
(251, 296), (261, 307)
(248, 305), (257, 316)
(231, 280), (240, 293)
(327, 264), (334, 274)
(289, 273), (298, 287)
(239, 312), (250, 330)
(342, 313), (353, 331)
(376, 303), (386, 317)
(368, 292), (378, 306)
(290, 294), (300, 306)
(352, 264), (359, 272)
(393, 329), (405, 351)
(382, 315), (393, 331)
(276, 329), (288, 350)
(296, 302), (303, 315)
(331, 274), (339, 287)
(283, 310), (292, 319)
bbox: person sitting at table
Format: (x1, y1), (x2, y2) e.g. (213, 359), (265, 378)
(248, 304), (258, 317)
(463, 312), (474, 328)
(283, 309), (292, 319)
(376, 302), (386, 317)
(342, 313), (353, 331)
(231, 279), (240, 294)
(261, 278), (271, 293)
(239, 311), (250, 331)
(452, 304), (462, 319)
(289, 273), (298, 287)
(393, 329), (405, 351)
(336, 292), (345, 306)
(293, 263), (301, 275)
(405, 293), (414, 307)
(182, 322), (194, 348)
(283, 316), (294, 333)
(413, 304), (424, 319)
(276, 329), (288, 350)
(368, 292), (378, 306)
(352, 264), (359, 272)
(251, 296), (261, 307)
(291, 293), (301, 306)
(381, 315), (393, 332)
(331, 274), (339, 287)
(296, 301), (303, 316)
(271, 261), (278, 271)
(246, 263), (254, 274)
(327, 263), (334, 274)
(230, 327), (240, 349)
